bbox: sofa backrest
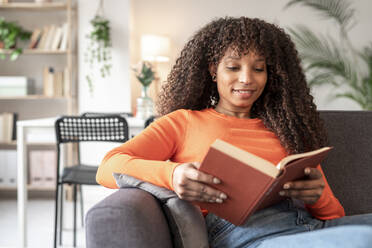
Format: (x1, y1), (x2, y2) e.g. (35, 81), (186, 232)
(319, 111), (372, 216)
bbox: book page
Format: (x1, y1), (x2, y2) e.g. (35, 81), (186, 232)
(276, 147), (332, 170)
(212, 139), (279, 177)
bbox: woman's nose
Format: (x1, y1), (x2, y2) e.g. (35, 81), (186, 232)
(239, 69), (253, 84)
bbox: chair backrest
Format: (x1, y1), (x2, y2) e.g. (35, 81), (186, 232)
(144, 116), (156, 128)
(55, 115), (129, 144)
(319, 110), (372, 216)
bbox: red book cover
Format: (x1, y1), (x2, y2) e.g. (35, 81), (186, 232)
(195, 139), (332, 226)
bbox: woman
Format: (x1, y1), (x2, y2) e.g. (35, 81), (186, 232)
(97, 17), (372, 247)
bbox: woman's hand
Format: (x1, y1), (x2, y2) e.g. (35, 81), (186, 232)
(172, 162), (227, 203)
(279, 167), (325, 205)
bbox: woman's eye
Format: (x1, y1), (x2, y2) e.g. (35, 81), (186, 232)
(227, 66), (239, 71)
(255, 68), (265, 72)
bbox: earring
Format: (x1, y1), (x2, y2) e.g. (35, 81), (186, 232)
(212, 75), (217, 81)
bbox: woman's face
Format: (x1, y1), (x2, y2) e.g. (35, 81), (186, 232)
(214, 48), (267, 115)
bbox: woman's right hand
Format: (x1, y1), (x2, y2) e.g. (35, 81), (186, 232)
(172, 162), (227, 203)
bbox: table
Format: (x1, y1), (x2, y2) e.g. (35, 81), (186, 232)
(17, 116), (145, 248)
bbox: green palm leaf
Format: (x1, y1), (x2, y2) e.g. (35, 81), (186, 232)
(334, 92), (368, 109)
(306, 71), (338, 87)
(285, 0), (355, 29)
(285, 0), (372, 109)
(288, 26), (356, 85)
(359, 44), (372, 105)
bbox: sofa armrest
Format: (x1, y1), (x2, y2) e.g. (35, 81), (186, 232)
(86, 188), (173, 248)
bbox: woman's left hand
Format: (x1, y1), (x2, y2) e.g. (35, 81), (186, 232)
(279, 167), (325, 205)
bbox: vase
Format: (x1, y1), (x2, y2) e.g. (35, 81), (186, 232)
(136, 85), (154, 120)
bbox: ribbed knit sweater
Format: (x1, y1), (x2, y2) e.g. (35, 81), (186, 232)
(97, 108), (345, 220)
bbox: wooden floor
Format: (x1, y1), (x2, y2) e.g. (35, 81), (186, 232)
(0, 186), (116, 248)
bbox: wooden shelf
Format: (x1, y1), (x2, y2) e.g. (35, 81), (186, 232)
(0, 186), (17, 190)
(0, 95), (68, 100)
(0, 141), (16, 146)
(0, 2), (67, 11)
(0, 141), (55, 146)
(0, 185), (54, 191)
(27, 185), (55, 191)
(0, 49), (69, 55)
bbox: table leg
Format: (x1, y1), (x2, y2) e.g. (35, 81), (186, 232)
(17, 125), (27, 248)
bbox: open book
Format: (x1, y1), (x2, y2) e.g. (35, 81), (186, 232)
(195, 139), (332, 226)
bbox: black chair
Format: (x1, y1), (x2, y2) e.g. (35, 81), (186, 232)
(144, 115), (156, 128)
(54, 115), (129, 248)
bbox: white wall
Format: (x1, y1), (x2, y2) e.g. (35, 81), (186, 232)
(78, 0), (131, 165)
(130, 0), (372, 111)
(78, 0), (131, 114)
(78, 0), (372, 164)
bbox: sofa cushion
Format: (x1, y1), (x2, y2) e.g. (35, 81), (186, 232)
(320, 111), (372, 215)
(113, 173), (209, 248)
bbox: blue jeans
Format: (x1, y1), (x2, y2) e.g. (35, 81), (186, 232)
(206, 199), (372, 248)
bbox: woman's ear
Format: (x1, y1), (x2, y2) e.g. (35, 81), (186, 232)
(209, 63), (217, 82)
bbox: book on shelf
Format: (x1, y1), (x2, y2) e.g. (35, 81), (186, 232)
(0, 112), (17, 143)
(29, 150), (56, 188)
(63, 67), (70, 96)
(11, 113), (17, 140)
(59, 23), (69, 51)
(28, 28), (42, 49)
(0, 150), (17, 187)
(34, 0), (53, 3)
(43, 25), (57, 50)
(31, 23), (67, 50)
(54, 71), (64, 97)
(0, 76), (35, 96)
(51, 26), (62, 50)
(43, 66), (67, 97)
(195, 139), (333, 226)
(0, 151), (5, 186)
(43, 66), (55, 97)
(37, 26), (50, 50)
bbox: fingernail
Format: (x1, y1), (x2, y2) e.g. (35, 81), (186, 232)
(213, 178), (221, 184)
(283, 184), (290, 189)
(220, 193), (227, 199)
(279, 191), (285, 196)
(216, 198), (223, 203)
(305, 168), (310, 174)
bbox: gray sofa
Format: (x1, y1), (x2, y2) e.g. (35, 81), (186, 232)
(86, 111), (372, 247)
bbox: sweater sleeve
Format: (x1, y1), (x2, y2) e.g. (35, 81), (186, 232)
(96, 110), (188, 190)
(305, 165), (345, 219)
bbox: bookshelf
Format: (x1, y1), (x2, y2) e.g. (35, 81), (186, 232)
(0, 1), (67, 10)
(0, 0), (78, 193)
(0, 49), (69, 54)
(0, 95), (67, 100)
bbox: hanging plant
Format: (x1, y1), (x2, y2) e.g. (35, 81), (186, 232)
(0, 17), (32, 61)
(84, 0), (112, 94)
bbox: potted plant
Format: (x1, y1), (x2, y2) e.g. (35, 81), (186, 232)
(0, 17), (32, 61)
(84, 14), (112, 94)
(132, 61), (156, 119)
(133, 61), (155, 94)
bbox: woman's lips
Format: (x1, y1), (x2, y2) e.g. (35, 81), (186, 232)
(232, 89), (255, 97)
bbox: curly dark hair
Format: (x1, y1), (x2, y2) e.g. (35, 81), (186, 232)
(157, 16), (327, 154)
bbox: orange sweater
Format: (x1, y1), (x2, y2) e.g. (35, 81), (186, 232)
(97, 108), (345, 220)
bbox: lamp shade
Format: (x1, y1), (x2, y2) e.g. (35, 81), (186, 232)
(141, 35), (170, 62)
